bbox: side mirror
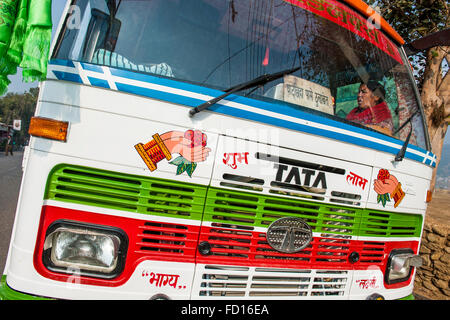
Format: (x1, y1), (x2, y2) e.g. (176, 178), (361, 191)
(404, 28), (450, 56)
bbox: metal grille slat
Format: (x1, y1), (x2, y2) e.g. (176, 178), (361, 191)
(45, 164), (207, 220)
(205, 187), (422, 238)
(196, 265), (350, 298)
(46, 165), (422, 238)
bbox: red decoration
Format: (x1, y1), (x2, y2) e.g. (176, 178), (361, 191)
(377, 169), (390, 183)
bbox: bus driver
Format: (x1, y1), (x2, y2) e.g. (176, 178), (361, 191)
(346, 80), (394, 136)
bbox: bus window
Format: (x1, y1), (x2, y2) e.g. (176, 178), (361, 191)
(53, 0), (427, 149)
(335, 70), (426, 148)
(336, 79), (396, 137)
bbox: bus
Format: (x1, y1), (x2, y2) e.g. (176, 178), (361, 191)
(1, 0), (437, 300)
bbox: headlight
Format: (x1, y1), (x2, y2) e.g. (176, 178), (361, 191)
(43, 221), (127, 279)
(385, 249), (422, 285)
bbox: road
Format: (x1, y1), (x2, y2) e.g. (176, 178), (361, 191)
(0, 151), (23, 274)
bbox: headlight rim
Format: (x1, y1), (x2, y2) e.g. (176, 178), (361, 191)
(384, 248), (415, 285)
(42, 220), (128, 280)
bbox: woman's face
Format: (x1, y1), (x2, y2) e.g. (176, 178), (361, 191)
(357, 84), (378, 109)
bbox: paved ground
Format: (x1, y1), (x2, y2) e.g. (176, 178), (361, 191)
(0, 151), (23, 274)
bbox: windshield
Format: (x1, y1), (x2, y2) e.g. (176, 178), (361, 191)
(53, 0), (427, 150)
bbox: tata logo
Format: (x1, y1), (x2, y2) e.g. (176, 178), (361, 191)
(274, 164), (327, 189)
(266, 217), (313, 253)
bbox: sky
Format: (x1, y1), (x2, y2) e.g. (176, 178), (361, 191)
(4, 0), (450, 146)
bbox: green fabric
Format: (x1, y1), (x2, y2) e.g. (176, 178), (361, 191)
(0, 1), (17, 58)
(0, 0), (52, 95)
(0, 0), (19, 92)
(8, 0), (29, 65)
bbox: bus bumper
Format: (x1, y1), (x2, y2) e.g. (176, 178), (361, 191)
(0, 275), (51, 300)
(1, 275), (416, 300)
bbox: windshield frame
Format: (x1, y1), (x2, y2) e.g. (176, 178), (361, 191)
(50, 0), (432, 154)
(398, 46), (431, 151)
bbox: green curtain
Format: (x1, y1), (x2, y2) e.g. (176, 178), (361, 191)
(0, 0), (52, 95)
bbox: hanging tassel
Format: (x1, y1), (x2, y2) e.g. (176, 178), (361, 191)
(20, 0), (52, 82)
(0, 0), (21, 92)
(7, 0), (29, 65)
(1, 16), (28, 80)
(20, 26), (52, 82)
(0, 0), (19, 58)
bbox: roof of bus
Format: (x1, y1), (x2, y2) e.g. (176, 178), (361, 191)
(341, 0), (405, 45)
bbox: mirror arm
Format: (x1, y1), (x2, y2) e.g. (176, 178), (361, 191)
(404, 28), (450, 56)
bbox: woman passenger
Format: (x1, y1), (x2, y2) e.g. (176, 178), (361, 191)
(346, 80), (393, 136)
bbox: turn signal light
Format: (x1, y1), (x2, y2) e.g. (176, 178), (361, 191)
(426, 190), (432, 203)
(28, 117), (68, 142)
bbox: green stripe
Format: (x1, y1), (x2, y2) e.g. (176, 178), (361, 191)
(359, 211), (422, 237)
(204, 187), (422, 237)
(44, 164), (207, 221)
(205, 187), (359, 234)
(44, 165), (422, 238)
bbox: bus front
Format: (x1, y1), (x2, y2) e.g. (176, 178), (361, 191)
(1, 0), (433, 300)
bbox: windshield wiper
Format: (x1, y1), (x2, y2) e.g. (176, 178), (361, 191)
(189, 66), (301, 117)
(394, 110), (419, 162)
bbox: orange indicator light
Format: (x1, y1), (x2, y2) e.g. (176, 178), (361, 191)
(28, 117), (69, 142)
(426, 190), (432, 203)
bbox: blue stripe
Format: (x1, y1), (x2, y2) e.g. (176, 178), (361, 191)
(224, 94), (405, 147)
(81, 63), (104, 73)
(210, 103), (397, 153)
(212, 104), (427, 164)
(114, 77), (429, 164)
(49, 59), (75, 68)
(406, 150), (430, 164)
(110, 68), (222, 97)
(88, 77), (110, 89)
(113, 67), (361, 135)
(46, 61), (436, 167)
(116, 81), (428, 164)
(110, 67), (414, 152)
(110, 66), (422, 153)
(115, 82), (205, 107)
(52, 71), (82, 84)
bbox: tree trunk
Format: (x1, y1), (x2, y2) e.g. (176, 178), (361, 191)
(421, 46), (450, 192)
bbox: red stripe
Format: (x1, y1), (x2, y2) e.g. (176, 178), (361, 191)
(33, 205), (200, 287)
(33, 205), (418, 288)
(283, 0), (403, 64)
(196, 226), (418, 274)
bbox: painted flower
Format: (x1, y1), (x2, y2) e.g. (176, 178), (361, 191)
(377, 169), (390, 183)
(376, 169), (391, 207)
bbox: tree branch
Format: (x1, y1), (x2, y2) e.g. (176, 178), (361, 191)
(421, 47), (447, 98)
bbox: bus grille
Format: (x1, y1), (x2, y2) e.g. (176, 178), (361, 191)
(203, 188), (421, 238)
(45, 165), (422, 267)
(134, 221), (200, 262)
(194, 265), (350, 298)
(197, 224), (386, 268)
(45, 164), (207, 221)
